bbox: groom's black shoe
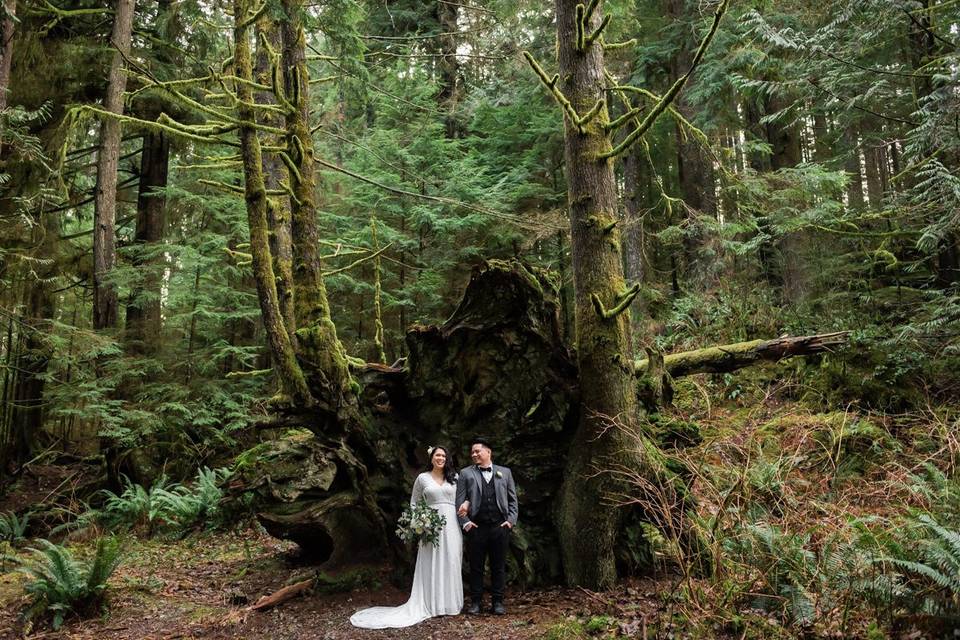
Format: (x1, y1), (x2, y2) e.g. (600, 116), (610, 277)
(467, 601), (482, 615)
(491, 599), (506, 615)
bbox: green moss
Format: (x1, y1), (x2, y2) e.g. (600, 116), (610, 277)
(648, 413), (703, 449)
(541, 620), (587, 640)
(584, 615), (616, 634)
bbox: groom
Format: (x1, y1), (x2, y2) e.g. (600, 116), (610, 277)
(456, 438), (518, 615)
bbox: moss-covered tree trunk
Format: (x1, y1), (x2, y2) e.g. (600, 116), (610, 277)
(233, 0), (312, 406)
(92, 0), (135, 330)
(554, 0), (639, 589)
(254, 17), (296, 337)
(279, 0), (354, 413)
(0, 0), (15, 112)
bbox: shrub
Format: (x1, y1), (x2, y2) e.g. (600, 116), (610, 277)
(97, 467), (232, 535)
(99, 475), (170, 532)
(151, 466), (232, 533)
(20, 537), (122, 630)
(0, 511), (30, 545)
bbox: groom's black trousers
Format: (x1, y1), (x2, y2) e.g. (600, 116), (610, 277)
(466, 522), (510, 601)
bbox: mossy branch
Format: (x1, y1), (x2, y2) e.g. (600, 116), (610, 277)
(609, 83), (708, 146)
(575, 4), (586, 51)
(322, 244), (394, 277)
(39, 0), (110, 16)
(223, 246), (253, 265)
(582, 0), (600, 24)
(199, 178), (287, 197)
(174, 161), (243, 170)
(67, 105), (225, 147)
(591, 283), (642, 319)
(600, 0), (728, 159)
(225, 368), (272, 378)
(605, 106), (643, 131)
(127, 73), (213, 100)
(585, 14), (611, 47)
(575, 0), (604, 51)
(238, 0), (268, 29)
(278, 150), (303, 186)
(523, 51), (603, 133)
(603, 38), (637, 51)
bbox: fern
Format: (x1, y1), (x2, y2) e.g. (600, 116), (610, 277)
(0, 511), (30, 545)
(20, 537), (121, 630)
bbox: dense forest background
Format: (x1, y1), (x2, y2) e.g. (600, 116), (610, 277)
(1, 0), (960, 637)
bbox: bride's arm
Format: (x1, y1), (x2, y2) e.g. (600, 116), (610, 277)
(410, 473), (425, 507)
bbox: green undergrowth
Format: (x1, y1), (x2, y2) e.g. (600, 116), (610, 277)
(1, 525), (294, 634)
(639, 385), (960, 638)
(56, 466), (235, 539)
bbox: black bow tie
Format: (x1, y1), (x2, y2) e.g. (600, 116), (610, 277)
(478, 466), (492, 472)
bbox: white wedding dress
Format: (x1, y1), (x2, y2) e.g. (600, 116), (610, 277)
(350, 472), (464, 628)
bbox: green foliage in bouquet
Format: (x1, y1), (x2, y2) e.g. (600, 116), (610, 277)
(396, 499), (446, 548)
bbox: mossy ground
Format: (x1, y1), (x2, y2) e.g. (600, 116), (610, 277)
(0, 378), (955, 638)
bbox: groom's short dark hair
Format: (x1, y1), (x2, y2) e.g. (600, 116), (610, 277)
(470, 437), (492, 452)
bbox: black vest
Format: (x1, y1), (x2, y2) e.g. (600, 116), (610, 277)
(476, 472), (503, 524)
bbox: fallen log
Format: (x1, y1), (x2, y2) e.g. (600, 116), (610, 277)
(249, 578), (314, 611)
(635, 331), (849, 378)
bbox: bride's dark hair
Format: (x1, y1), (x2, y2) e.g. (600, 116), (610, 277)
(425, 445), (457, 484)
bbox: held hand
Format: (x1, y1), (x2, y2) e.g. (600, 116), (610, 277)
(457, 501), (469, 517)
(463, 522), (477, 532)
(500, 521), (513, 529)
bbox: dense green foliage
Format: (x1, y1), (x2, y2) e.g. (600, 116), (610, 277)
(19, 537), (122, 630)
(1, 0), (959, 635)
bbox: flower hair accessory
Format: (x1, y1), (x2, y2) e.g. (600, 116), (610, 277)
(427, 446), (435, 455)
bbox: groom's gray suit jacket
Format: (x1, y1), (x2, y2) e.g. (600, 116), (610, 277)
(455, 464), (518, 528)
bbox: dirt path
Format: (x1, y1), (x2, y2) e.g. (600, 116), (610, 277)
(0, 527), (668, 639)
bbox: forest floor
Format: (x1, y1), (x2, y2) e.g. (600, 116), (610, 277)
(0, 525), (675, 639)
(1, 392), (957, 639)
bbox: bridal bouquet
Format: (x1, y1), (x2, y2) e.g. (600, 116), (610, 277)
(396, 499), (446, 547)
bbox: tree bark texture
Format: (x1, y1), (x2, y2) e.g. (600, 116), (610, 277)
(554, 0), (638, 589)
(92, 0), (135, 330)
(279, 0), (354, 407)
(233, 0), (313, 406)
(125, 131), (168, 353)
(0, 0), (15, 112)
(10, 212), (58, 465)
(844, 125), (865, 210)
(666, 0), (716, 291)
(435, 0), (461, 138)
(255, 17), (296, 337)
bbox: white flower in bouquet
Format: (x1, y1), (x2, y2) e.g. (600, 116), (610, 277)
(397, 498), (446, 547)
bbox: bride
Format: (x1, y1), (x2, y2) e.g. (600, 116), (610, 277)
(349, 445), (464, 628)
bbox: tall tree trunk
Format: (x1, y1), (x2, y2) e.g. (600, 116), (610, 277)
(844, 125), (864, 210)
(435, 0), (461, 138)
(904, 3), (959, 287)
(554, 0), (639, 589)
(233, 0), (313, 406)
(10, 213), (58, 465)
(622, 147), (645, 332)
(667, 0), (716, 291)
(280, 0), (354, 409)
(125, 131), (168, 352)
(255, 16), (296, 336)
(125, 0), (175, 352)
(93, 0), (136, 330)
(863, 137), (885, 209)
(0, 0), (15, 112)
(766, 94), (806, 304)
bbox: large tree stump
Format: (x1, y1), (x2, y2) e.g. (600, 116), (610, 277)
(232, 260), (848, 584)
